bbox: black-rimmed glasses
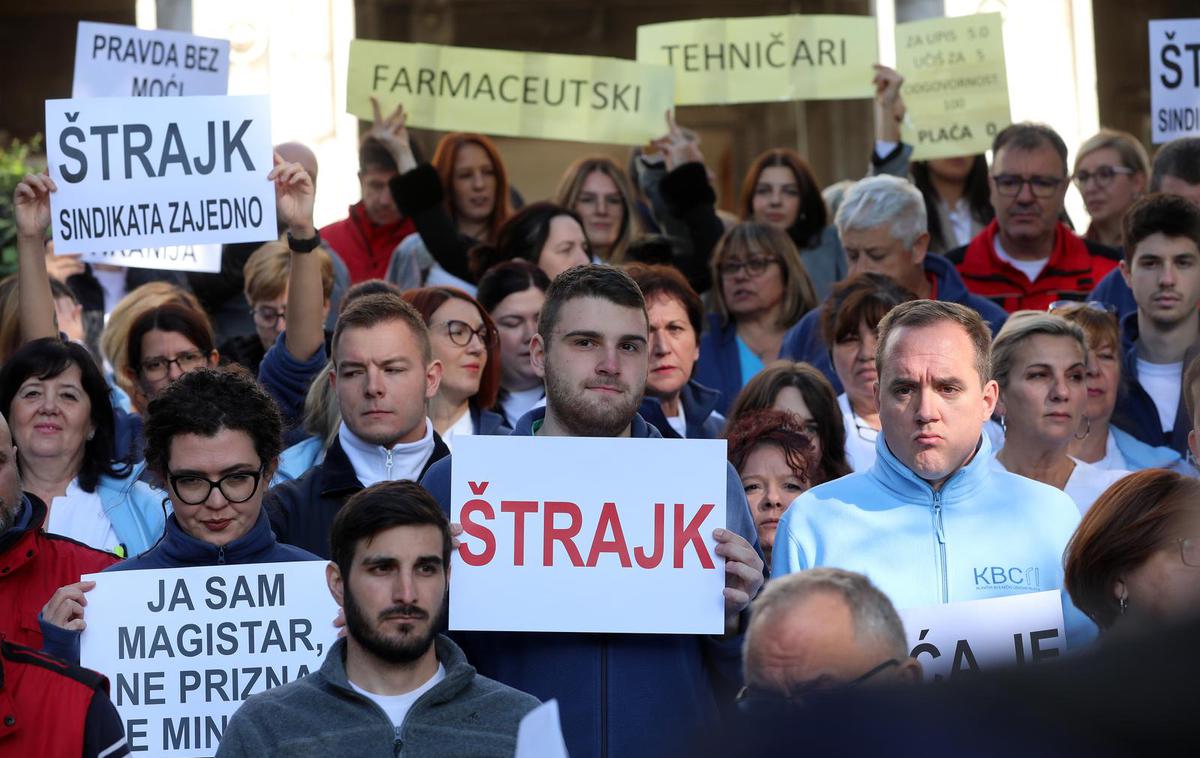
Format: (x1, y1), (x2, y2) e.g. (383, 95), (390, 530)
(719, 256), (778, 277)
(1047, 300), (1118, 315)
(1072, 165), (1134, 189)
(992, 174), (1063, 198)
(437, 320), (497, 348)
(168, 466), (266, 505)
(140, 351), (207, 381)
(251, 305), (287, 327)
(736, 658), (901, 704)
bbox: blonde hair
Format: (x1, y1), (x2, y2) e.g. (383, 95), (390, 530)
(1074, 129), (1151, 177)
(710, 222), (817, 329)
(243, 239), (334, 304)
(991, 311), (1088, 389)
(554, 156), (642, 263)
(101, 282), (203, 397)
(303, 359), (341, 450)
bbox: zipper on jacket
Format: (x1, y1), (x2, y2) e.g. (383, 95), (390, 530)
(217, 546), (226, 565)
(932, 491), (948, 604)
(385, 448), (394, 480)
(601, 638), (608, 758)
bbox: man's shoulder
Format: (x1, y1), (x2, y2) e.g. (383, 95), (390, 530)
(457, 670), (541, 717)
(419, 457), (453, 511)
(1083, 238), (1123, 262)
(233, 669), (328, 719)
(982, 466), (1080, 523)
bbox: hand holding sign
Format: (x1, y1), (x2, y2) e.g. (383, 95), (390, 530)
(715, 528), (764, 633)
(42, 579), (97, 632)
(269, 152), (316, 238)
(13, 173), (57, 240)
(367, 96), (417, 174)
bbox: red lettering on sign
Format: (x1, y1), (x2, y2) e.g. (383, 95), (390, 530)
(674, 503), (715, 569)
(585, 502), (632, 567)
(459, 499), (496, 566)
(634, 503), (666, 569)
(501, 500), (538, 566)
(543, 501), (584, 567)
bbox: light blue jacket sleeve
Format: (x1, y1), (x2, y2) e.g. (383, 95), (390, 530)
(770, 497), (811, 578)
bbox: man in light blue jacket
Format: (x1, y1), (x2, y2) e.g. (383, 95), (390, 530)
(773, 300), (1097, 647)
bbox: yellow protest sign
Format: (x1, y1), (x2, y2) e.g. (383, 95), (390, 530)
(896, 13), (1011, 160)
(347, 40), (674, 146)
(636, 15), (877, 105)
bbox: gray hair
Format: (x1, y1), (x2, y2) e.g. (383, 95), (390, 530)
(991, 311), (1088, 389)
(744, 568), (909, 684)
(835, 175), (928, 250)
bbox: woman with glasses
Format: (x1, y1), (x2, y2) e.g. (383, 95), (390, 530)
(990, 312), (1129, 514)
(555, 157), (643, 264)
(39, 368), (319, 663)
(725, 362), (852, 487)
(695, 223), (817, 414)
(0, 338), (164, 556)
(1073, 130), (1150, 250)
(402, 287), (509, 450)
(1065, 469), (1200, 635)
(122, 303), (220, 415)
(1051, 302), (1188, 472)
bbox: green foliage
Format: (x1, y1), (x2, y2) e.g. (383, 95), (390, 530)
(0, 134), (45, 277)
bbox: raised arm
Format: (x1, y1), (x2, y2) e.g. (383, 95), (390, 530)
(13, 174), (60, 342)
(269, 153), (323, 362)
(870, 64), (913, 178)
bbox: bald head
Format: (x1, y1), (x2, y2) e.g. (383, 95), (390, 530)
(276, 142), (319, 186)
(0, 413), (22, 530)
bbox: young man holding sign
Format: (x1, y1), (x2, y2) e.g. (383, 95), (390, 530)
(421, 265), (764, 758)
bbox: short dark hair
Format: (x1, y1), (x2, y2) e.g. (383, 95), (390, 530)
(358, 137), (398, 174)
(476, 260), (550, 314)
(624, 263), (704, 337)
(143, 367), (283, 481)
(126, 303), (215, 376)
(1150, 137), (1200, 190)
(739, 149), (827, 248)
(725, 408), (814, 485)
(468, 202), (586, 282)
(1122, 193), (1200, 264)
(337, 279), (403, 316)
(623, 235), (679, 267)
(992, 122), (1070, 176)
(821, 272), (917, 348)
(537, 265), (646, 339)
(0, 338), (130, 491)
(330, 480), (452, 580)
(332, 293), (432, 365)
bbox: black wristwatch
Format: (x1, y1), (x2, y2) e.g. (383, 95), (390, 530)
(287, 229), (322, 253)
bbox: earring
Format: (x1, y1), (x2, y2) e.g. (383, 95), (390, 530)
(86, 430), (95, 441)
(1119, 595), (1128, 615)
(1074, 415), (1092, 441)
(998, 415), (1006, 433)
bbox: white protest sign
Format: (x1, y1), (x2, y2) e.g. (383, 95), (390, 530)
(899, 590), (1066, 682)
(450, 435), (728, 635)
(1150, 19), (1200, 143)
(70, 243), (223, 273)
(45, 95), (277, 254)
(73, 21), (230, 98)
(80, 561), (338, 757)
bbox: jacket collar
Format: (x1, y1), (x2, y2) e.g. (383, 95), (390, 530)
(924, 253), (970, 302)
(512, 406), (662, 439)
(0, 496), (43, 576)
(319, 634), (476, 706)
(639, 380), (722, 438)
(868, 429), (994, 505)
(152, 508), (282, 566)
(319, 429), (450, 497)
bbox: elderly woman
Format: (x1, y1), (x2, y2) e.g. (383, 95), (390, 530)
(726, 409), (814, 566)
(556, 156), (643, 264)
(1053, 302), (1187, 471)
(0, 338), (164, 557)
(990, 312), (1129, 514)
(476, 261), (551, 428)
(1073, 130), (1150, 249)
(725, 361), (852, 487)
(624, 263), (722, 438)
(1065, 469), (1200, 635)
(402, 286), (509, 449)
(694, 222), (817, 414)
(39, 368), (320, 663)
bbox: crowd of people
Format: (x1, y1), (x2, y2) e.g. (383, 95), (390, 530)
(2, 61), (1200, 758)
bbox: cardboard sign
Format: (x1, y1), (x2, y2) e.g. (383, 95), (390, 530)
(73, 21), (230, 98)
(69, 244), (224, 273)
(347, 40), (675, 146)
(1150, 19), (1200, 143)
(899, 590), (1066, 682)
(80, 562), (338, 757)
(449, 435), (728, 634)
(896, 13), (1011, 160)
(635, 15), (877, 105)
(45, 95), (277, 254)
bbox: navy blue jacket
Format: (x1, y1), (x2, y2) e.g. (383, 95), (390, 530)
(780, 254), (1009, 393)
(638, 380), (724, 439)
(470, 403), (512, 436)
(1111, 312), (1198, 456)
(694, 314), (749, 415)
(1088, 265), (1137, 320)
(420, 407), (761, 758)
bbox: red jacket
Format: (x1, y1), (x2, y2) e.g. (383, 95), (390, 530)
(0, 495), (119, 649)
(0, 641), (110, 757)
(947, 220), (1121, 313)
(320, 201), (415, 283)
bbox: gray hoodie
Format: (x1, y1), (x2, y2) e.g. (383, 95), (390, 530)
(217, 635), (540, 757)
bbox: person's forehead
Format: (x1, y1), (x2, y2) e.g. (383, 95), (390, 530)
(1132, 232), (1200, 260)
(433, 297), (483, 323)
(994, 143), (1064, 173)
(1157, 175), (1200, 205)
(842, 223), (903, 246)
(336, 320), (423, 360)
(360, 167), (397, 182)
(168, 429), (258, 469)
(358, 524), (444, 560)
(553, 297), (647, 336)
(143, 329), (200, 353)
(883, 322), (978, 372)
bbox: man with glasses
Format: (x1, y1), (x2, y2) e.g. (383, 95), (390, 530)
(946, 123), (1122, 312)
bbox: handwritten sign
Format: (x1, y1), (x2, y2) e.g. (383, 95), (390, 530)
(449, 436), (728, 634)
(80, 562), (337, 757)
(636, 15), (877, 105)
(347, 40), (674, 146)
(899, 590), (1066, 682)
(69, 244), (224, 273)
(73, 21), (229, 98)
(1150, 19), (1200, 143)
(896, 13), (1011, 160)
(45, 95), (277, 254)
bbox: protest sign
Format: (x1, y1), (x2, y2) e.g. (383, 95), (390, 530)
(449, 435), (728, 634)
(73, 21), (230, 98)
(895, 13), (1011, 160)
(899, 590), (1066, 682)
(68, 243), (224, 274)
(80, 561), (338, 757)
(635, 15), (877, 105)
(45, 95), (277, 255)
(347, 40), (674, 146)
(1149, 19), (1200, 143)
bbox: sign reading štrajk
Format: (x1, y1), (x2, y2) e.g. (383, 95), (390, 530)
(899, 590), (1066, 682)
(80, 562), (338, 757)
(635, 15), (877, 105)
(449, 436), (728, 634)
(45, 95), (277, 254)
(73, 21), (230, 98)
(347, 40), (675, 146)
(896, 13), (1011, 160)
(1149, 18), (1200, 143)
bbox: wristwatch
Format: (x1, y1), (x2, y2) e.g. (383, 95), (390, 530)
(287, 230), (322, 253)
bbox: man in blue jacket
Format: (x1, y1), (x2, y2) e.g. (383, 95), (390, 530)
(774, 300), (1095, 648)
(421, 265), (764, 758)
(781, 175), (1007, 393)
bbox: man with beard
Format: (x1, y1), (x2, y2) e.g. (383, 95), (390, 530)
(218, 480), (539, 757)
(420, 265), (764, 758)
